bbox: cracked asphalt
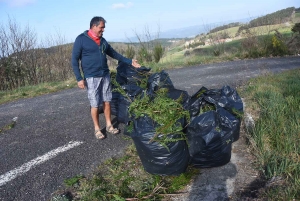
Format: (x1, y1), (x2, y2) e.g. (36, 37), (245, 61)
(0, 56), (299, 201)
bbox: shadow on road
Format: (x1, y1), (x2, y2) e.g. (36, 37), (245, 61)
(186, 162), (237, 201)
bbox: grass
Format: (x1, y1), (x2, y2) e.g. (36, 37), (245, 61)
(64, 175), (84, 187)
(0, 79), (77, 105)
(211, 26), (240, 37)
(240, 68), (300, 200)
(52, 143), (199, 200)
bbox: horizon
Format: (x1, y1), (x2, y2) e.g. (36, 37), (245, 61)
(0, 0), (299, 43)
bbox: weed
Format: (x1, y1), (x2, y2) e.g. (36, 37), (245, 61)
(0, 120), (16, 134)
(64, 175), (84, 187)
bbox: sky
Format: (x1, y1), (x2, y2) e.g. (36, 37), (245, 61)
(0, 0), (299, 44)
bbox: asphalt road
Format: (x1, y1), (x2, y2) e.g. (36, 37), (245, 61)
(0, 56), (299, 201)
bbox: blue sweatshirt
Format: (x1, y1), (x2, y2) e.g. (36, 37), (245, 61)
(71, 30), (132, 81)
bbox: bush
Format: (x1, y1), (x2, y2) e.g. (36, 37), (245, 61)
(125, 45), (135, 59)
(269, 35), (289, 56)
(153, 43), (164, 63)
(137, 46), (152, 63)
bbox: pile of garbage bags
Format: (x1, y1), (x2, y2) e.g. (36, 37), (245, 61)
(104, 62), (244, 175)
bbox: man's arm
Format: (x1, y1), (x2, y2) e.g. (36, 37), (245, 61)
(71, 37), (85, 89)
(71, 37), (84, 82)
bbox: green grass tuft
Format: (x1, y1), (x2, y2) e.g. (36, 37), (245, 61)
(240, 68), (300, 200)
(64, 175), (84, 187)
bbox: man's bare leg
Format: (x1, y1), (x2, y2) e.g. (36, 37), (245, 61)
(91, 107), (100, 131)
(103, 102), (119, 134)
(91, 107), (105, 139)
(103, 102), (112, 127)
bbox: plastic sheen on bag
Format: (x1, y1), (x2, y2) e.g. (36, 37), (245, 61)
(146, 71), (174, 98)
(116, 61), (151, 86)
(186, 110), (233, 168)
(189, 85), (243, 141)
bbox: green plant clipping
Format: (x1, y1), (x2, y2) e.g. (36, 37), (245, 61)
(129, 88), (190, 146)
(0, 120), (16, 134)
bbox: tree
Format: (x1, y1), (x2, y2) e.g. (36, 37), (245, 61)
(291, 23), (300, 34)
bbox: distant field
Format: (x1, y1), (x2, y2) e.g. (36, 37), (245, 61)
(248, 23), (293, 35)
(212, 23), (293, 38)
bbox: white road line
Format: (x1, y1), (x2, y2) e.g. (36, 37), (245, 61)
(0, 141), (84, 187)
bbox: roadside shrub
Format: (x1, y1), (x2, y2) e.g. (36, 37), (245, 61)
(137, 46), (152, 63)
(153, 43), (164, 63)
(241, 35), (262, 58)
(269, 35), (289, 56)
(125, 45), (135, 59)
(213, 49), (221, 56)
(291, 22), (300, 34)
(184, 50), (190, 56)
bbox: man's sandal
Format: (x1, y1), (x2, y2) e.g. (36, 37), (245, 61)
(95, 129), (105, 140)
(106, 125), (120, 135)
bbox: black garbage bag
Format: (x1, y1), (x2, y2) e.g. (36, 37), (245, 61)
(117, 95), (132, 124)
(121, 85), (144, 100)
(203, 86), (243, 115)
(189, 87), (208, 118)
(166, 88), (190, 111)
(117, 85), (143, 124)
(110, 91), (120, 116)
(203, 88), (222, 106)
(204, 86), (243, 141)
(188, 85), (243, 141)
(219, 85), (244, 115)
(123, 121), (132, 136)
(146, 71), (174, 98)
(217, 107), (241, 142)
(186, 110), (233, 168)
(116, 61), (151, 86)
(130, 115), (190, 175)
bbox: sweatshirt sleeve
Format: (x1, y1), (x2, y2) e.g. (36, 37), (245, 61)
(71, 36), (83, 81)
(104, 40), (132, 65)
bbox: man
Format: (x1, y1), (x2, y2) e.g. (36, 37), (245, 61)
(71, 16), (141, 140)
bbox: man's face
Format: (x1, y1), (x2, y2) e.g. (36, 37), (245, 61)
(91, 21), (105, 38)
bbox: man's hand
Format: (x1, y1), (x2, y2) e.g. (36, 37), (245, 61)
(77, 80), (85, 89)
(132, 59), (141, 68)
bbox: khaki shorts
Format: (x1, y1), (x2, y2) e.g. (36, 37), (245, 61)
(86, 75), (112, 108)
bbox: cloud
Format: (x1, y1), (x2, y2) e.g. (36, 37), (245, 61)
(0, 0), (36, 7)
(112, 2), (133, 9)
